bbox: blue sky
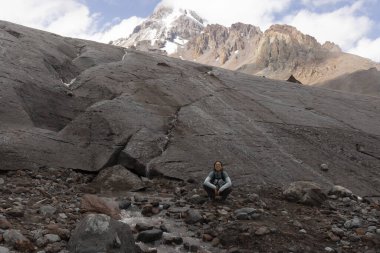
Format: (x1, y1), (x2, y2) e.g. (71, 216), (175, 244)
(1, 0), (380, 61)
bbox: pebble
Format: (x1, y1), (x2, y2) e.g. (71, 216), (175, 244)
(255, 226), (270, 235)
(299, 229), (307, 234)
(40, 205), (57, 216)
(376, 229), (380, 234)
(0, 178), (4, 185)
(58, 213), (67, 219)
(320, 164), (329, 171)
(367, 226), (377, 232)
(325, 247), (335, 252)
(344, 217), (362, 229)
(44, 234), (61, 243)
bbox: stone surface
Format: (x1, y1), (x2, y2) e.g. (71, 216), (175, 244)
(67, 214), (135, 253)
(80, 194), (121, 219)
(40, 205), (57, 216)
(0, 246), (9, 253)
(283, 181), (327, 206)
(3, 229), (33, 251)
(185, 209), (203, 224)
(136, 229), (163, 243)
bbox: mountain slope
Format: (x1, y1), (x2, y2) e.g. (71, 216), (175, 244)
(114, 6), (380, 86)
(1, 20), (380, 197)
(316, 67), (380, 96)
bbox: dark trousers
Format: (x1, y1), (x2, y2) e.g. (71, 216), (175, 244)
(203, 185), (232, 200)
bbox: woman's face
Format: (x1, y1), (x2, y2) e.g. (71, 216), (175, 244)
(214, 162), (222, 171)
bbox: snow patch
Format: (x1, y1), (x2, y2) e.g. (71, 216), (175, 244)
(163, 41), (178, 54)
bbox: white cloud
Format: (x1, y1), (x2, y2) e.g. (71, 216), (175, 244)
(349, 37), (380, 62)
(91, 16), (145, 43)
(158, 0), (293, 29)
(301, 0), (347, 7)
(283, 1), (373, 50)
(0, 0), (144, 42)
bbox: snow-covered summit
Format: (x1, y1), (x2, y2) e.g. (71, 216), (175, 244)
(113, 6), (207, 55)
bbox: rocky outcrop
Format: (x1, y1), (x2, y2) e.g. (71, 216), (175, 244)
(113, 6), (380, 87)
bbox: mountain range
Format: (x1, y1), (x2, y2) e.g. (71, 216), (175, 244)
(113, 6), (380, 92)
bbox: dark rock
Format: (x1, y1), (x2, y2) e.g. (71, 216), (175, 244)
(68, 214), (135, 253)
(136, 229), (163, 243)
(118, 200), (132, 210)
(185, 209), (203, 224)
(184, 242), (199, 252)
(0, 216), (11, 229)
(283, 181), (327, 206)
(141, 204), (154, 217)
(287, 75), (302, 84)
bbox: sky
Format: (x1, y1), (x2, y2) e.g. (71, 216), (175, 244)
(0, 0), (380, 62)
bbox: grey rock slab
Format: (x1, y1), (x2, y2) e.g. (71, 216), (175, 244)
(39, 205), (57, 216)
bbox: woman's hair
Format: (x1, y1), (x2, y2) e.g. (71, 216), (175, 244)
(214, 161), (223, 170)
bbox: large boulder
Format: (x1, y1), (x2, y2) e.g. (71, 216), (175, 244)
(92, 165), (145, 193)
(2, 229), (33, 252)
(283, 181), (327, 206)
(68, 214), (135, 253)
(80, 194), (121, 219)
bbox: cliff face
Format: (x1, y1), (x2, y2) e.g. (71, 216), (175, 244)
(113, 7), (379, 86)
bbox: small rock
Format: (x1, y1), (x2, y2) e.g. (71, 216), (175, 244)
(3, 229), (33, 251)
(0, 217), (11, 229)
(135, 223), (153, 232)
(163, 234), (183, 245)
(331, 226), (345, 236)
(344, 217), (362, 229)
(211, 237), (220, 247)
(183, 242), (199, 252)
(185, 209), (203, 224)
(281, 210), (288, 215)
(189, 195), (207, 205)
(325, 247), (335, 252)
(5, 207), (24, 217)
(202, 234), (213, 242)
(255, 226), (270, 236)
(283, 181), (326, 206)
(367, 226), (377, 232)
(45, 234), (61, 243)
(136, 229), (163, 243)
(118, 200), (131, 210)
(58, 213), (67, 219)
(328, 185), (353, 198)
(0, 178), (4, 185)
(320, 164), (329, 171)
(40, 205), (57, 217)
(80, 194), (121, 219)
(141, 204), (153, 217)
(376, 229), (380, 234)
(327, 231), (340, 242)
(299, 229), (307, 234)
(135, 243), (157, 253)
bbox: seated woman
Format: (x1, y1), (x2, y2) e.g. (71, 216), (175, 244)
(203, 161), (232, 201)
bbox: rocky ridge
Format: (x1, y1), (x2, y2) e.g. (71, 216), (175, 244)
(114, 6), (380, 86)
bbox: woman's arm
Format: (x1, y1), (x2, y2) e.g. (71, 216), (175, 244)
(219, 176), (232, 192)
(204, 174), (216, 189)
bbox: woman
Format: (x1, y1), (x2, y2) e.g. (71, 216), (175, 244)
(203, 161), (232, 201)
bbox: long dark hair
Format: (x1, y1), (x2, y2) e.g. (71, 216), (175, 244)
(214, 161), (223, 171)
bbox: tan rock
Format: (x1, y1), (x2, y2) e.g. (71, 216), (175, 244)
(80, 194), (121, 219)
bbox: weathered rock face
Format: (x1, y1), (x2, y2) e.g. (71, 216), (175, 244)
(1, 21), (380, 197)
(67, 214), (136, 253)
(283, 181), (327, 206)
